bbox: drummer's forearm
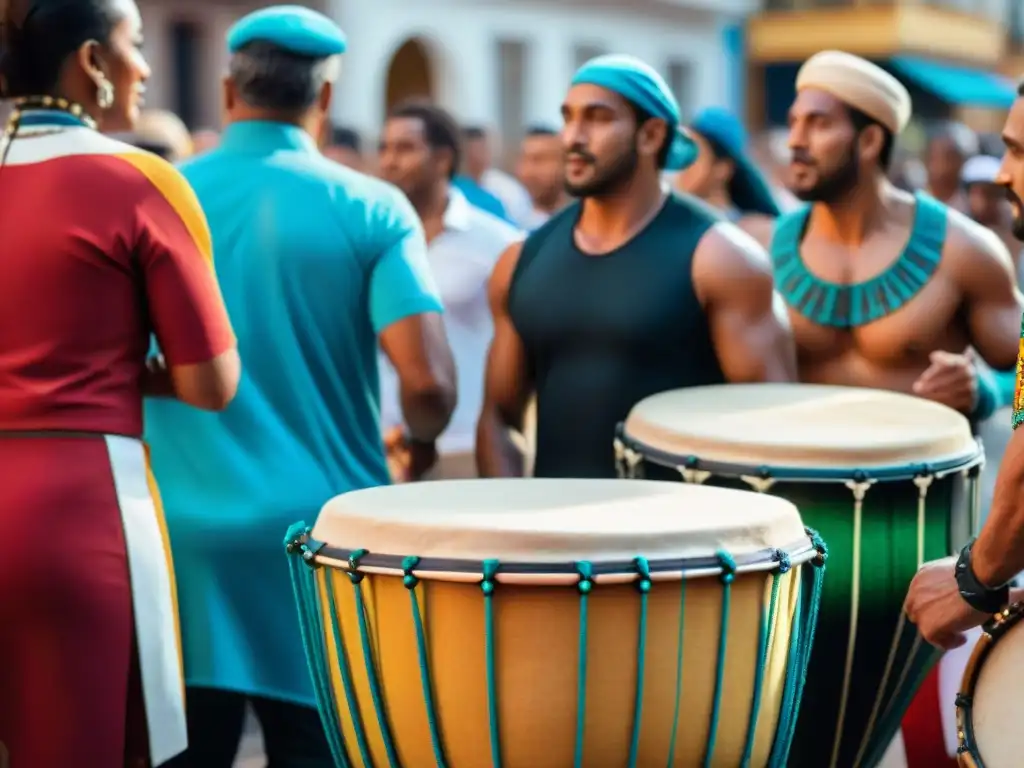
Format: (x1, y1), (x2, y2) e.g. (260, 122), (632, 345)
(475, 409), (525, 477)
(973, 428), (1024, 587)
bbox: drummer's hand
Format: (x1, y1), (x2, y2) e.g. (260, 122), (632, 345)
(384, 426), (410, 483)
(912, 349), (976, 414)
(904, 557), (987, 650)
(405, 438), (438, 481)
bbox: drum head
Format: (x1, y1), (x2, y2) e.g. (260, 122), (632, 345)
(313, 479), (805, 563)
(968, 621), (1024, 767)
(623, 383), (976, 469)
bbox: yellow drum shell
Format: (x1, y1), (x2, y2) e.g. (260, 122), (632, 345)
(299, 479), (820, 768)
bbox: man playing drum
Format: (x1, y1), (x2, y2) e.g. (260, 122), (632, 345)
(906, 84), (1024, 650)
(475, 54), (797, 479)
(731, 50), (1022, 767)
(743, 51), (1022, 421)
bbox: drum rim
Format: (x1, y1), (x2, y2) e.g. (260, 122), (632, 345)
(615, 423), (984, 482)
(955, 601), (1024, 767)
(286, 529), (823, 584)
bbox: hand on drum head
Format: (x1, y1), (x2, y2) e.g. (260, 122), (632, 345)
(912, 349), (976, 414)
(905, 557), (989, 650)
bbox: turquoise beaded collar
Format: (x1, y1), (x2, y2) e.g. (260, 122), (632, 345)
(770, 191), (947, 328)
(17, 110), (92, 129)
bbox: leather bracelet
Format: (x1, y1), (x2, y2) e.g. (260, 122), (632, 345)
(955, 540), (1010, 614)
(402, 429), (436, 448)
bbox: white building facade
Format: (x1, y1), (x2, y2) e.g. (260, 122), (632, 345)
(138, 0), (758, 149)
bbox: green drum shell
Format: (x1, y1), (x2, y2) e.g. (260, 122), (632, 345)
(615, 428), (983, 768)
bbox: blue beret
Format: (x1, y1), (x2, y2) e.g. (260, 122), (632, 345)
(227, 5), (347, 58)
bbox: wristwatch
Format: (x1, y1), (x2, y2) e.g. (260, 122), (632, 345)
(955, 540), (1010, 614)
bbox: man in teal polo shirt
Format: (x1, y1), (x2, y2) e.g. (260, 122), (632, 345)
(148, 7), (456, 766)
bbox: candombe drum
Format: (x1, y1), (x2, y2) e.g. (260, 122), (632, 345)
(615, 384), (982, 768)
(956, 603), (1024, 767)
(285, 478), (826, 767)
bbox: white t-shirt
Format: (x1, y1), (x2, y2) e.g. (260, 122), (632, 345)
(481, 168), (536, 229)
(379, 188), (523, 453)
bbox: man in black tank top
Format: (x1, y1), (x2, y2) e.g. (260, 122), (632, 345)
(475, 54), (797, 479)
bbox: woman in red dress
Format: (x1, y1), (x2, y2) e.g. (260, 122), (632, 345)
(0, 0), (239, 765)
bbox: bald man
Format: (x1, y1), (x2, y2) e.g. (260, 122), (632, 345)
(746, 51), (1021, 422)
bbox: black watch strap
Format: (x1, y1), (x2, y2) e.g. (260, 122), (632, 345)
(955, 541), (1010, 614)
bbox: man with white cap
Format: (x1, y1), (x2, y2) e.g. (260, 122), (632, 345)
(733, 51), (1023, 768)
(745, 50), (1021, 425)
(148, 6), (455, 765)
(476, 54), (797, 479)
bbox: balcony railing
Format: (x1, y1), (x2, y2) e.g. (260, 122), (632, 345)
(765, 0), (1005, 9)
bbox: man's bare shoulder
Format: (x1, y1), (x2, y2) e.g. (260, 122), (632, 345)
(696, 220), (774, 276)
(736, 213), (776, 250)
(693, 221), (774, 306)
(942, 205), (1015, 273)
(487, 240), (526, 308)
(495, 239), (525, 274)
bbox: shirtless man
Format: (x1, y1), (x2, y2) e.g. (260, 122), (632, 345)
(744, 51), (1021, 416)
(475, 54), (796, 479)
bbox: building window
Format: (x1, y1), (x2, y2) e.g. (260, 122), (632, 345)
(666, 60), (692, 119)
(496, 40), (527, 165)
(170, 21), (200, 129)
(574, 44), (605, 70)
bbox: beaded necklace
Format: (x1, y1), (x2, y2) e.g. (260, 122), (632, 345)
(1, 95), (96, 164)
(769, 191), (947, 328)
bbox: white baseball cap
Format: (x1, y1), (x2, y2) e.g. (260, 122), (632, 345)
(961, 154), (1001, 186)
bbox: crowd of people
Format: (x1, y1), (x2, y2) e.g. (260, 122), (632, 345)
(5, 0), (1024, 766)
(129, 94), (1024, 264)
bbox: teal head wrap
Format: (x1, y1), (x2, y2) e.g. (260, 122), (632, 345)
(570, 54), (697, 171)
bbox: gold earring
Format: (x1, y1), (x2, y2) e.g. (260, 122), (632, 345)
(96, 77), (114, 110)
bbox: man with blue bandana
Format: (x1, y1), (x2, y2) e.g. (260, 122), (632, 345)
(150, 7), (456, 766)
(675, 106), (780, 243)
(475, 54), (798, 479)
